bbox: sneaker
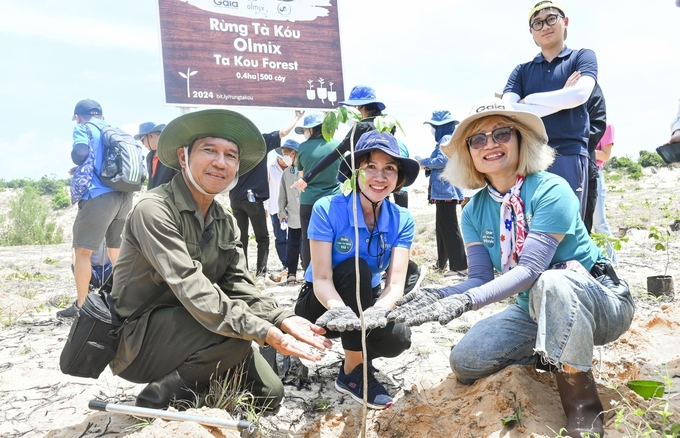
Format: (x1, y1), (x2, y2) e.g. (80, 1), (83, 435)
(404, 262), (427, 295)
(56, 301), (79, 318)
(335, 363), (393, 409)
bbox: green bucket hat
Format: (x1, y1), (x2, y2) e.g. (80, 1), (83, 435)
(157, 109), (266, 176)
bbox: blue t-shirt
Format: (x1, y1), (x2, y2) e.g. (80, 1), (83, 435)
(503, 46), (597, 157)
(461, 171), (603, 312)
(73, 120), (115, 200)
(305, 193), (415, 288)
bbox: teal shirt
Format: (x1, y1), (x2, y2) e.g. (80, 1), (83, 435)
(297, 136), (341, 205)
(461, 171), (603, 312)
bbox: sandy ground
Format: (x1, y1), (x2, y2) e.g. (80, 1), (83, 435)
(1, 167), (679, 437)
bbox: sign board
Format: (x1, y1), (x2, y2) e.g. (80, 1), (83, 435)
(158, 0), (344, 109)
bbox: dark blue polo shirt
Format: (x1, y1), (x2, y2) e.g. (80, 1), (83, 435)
(504, 46), (597, 156)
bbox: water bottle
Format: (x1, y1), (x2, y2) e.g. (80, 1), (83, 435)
(280, 218), (288, 230)
(246, 189), (256, 202)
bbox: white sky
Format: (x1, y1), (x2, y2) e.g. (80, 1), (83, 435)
(0, 0), (678, 180)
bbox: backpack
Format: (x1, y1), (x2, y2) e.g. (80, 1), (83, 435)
(70, 127), (96, 204)
(86, 123), (147, 192)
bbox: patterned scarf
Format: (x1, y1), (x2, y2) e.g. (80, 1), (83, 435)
(487, 175), (526, 273)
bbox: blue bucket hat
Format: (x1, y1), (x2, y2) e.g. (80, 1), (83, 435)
(338, 130), (420, 188)
(339, 85), (386, 111)
(423, 110), (459, 127)
(134, 122), (156, 140)
(294, 113), (324, 134)
(276, 139), (300, 155)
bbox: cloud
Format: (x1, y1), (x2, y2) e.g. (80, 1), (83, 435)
(0, 5), (157, 51)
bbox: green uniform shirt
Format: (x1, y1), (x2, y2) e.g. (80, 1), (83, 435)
(296, 136), (341, 205)
(110, 175), (293, 374)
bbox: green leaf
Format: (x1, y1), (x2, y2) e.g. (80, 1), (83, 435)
(337, 106), (348, 124)
(322, 112), (338, 142)
(655, 243), (666, 251)
(346, 106), (362, 122)
(341, 178), (353, 195)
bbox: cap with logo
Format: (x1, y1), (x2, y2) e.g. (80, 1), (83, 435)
(72, 99), (102, 121)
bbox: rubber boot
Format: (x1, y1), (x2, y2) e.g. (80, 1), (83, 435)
(555, 369), (605, 437)
(135, 369), (197, 409)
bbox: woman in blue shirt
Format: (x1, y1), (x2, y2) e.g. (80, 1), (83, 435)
(295, 130), (420, 410)
(391, 98), (634, 437)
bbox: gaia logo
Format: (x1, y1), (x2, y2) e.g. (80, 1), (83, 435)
(213, 0), (238, 8)
(335, 236), (353, 254)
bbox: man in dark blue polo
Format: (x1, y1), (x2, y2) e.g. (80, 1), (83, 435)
(503, 1), (596, 218)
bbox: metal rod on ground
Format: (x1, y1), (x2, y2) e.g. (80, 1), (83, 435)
(88, 400), (255, 434)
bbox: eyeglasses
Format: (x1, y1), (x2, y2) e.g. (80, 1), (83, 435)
(466, 126), (515, 150)
(367, 231), (386, 270)
(530, 13), (562, 31)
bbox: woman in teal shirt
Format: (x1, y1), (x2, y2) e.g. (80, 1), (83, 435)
(391, 98), (634, 437)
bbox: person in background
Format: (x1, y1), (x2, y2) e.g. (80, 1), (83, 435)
(592, 124), (618, 265)
(135, 122), (178, 190)
(503, 0), (597, 219)
(58, 99), (133, 318)
(294, 113), (342, 271)
(417, 110), (468, 277)
(266, 144), (293, 274)
(391, 98), (633, 437)
(278, 140), (302, 284)
(229, 111), (304, 277)
(668, 99), (680, 145)
(111, 109), (331, 411)
(295, 131), (421, 410)
(583, 84), (607, 233)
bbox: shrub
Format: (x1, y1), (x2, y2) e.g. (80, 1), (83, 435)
(606, 156), (643, 180)
(638, 150), (666, 168)
(0, 175), (70, 196)
(0, 187), (64, 246)
(51, 187), (71, 209)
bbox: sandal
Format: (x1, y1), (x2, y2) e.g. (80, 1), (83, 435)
(287, 275), (298, 285)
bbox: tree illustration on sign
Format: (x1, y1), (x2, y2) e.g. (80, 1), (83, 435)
(328, 82), (336, 106)
(306, 79), (315, 100)
(317, 78), (327, 103)
(178, 68), (198, 98)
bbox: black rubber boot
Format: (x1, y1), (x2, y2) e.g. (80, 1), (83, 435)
(135, 369), (197, 409)
(555, 369), (605, 437)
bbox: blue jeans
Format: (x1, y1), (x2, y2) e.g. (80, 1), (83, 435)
(270, 214), (287, 267)
(592, 169), (618, 265)
(450, 269), (634, 384)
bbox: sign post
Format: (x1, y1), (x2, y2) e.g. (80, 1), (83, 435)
(158, 0), (344, 110)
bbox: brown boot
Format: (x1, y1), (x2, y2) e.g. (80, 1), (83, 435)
(555, 369), (605, 437)
(135, 369), (197, 409)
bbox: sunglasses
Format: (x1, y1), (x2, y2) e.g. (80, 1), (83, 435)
(465, 126), (515, 150)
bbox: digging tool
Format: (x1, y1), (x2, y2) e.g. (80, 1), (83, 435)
(88, 400), (257, 437)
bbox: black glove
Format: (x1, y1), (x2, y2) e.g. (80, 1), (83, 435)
(362, 307), (391, 330)
(315, 306), (360, 332)
(403, 294), (472, 327)
(388, 288), (444, 324)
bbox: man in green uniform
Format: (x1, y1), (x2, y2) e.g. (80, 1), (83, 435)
(111, 109), (331, 410)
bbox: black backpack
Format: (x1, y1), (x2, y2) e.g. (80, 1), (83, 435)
(86, 123), (147, 192)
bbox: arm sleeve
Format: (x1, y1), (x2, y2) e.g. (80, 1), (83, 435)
(523, 76), (596, 109)
(278, 176), (288, 218)
(464, 232), (559, 310)
(438, 245), (496, 298)
(504, 92), (562, 118)
(393, 212), (415, 249)
(262, 131), (282, 152)
(306, 198), (335, 243)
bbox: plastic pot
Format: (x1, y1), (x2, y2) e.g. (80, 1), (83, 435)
(627, 380), (665, 400)
(646, 275), (675, 298)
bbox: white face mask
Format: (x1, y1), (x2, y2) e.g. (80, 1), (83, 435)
(303, 131), (311, 140)
(282, 155), (293, 167)
(431, 126), (436, 136)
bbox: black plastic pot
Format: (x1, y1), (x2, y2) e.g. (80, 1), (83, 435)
(647, 275), (675, 298)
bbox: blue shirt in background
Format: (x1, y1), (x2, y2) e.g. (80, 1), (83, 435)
(73, 119), (115, 200)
